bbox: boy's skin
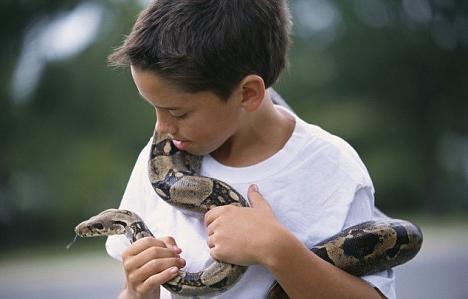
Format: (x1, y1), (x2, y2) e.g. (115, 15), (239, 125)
(117, 66), (384, 299)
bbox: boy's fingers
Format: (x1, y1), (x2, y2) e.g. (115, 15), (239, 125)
(139, 266), (180, 295)
(247, 184), (271, 210)
(160, 236), (182, 253)
(204, 206), (225, 227)
(124, 246), (180, 271)
(131, 257), (185, 284)
(123, 237), (167, 258)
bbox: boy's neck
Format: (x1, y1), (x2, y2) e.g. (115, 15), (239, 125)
(210, 91), (295, 167)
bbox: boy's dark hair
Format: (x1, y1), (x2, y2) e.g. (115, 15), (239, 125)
(109, 0), (292, 100)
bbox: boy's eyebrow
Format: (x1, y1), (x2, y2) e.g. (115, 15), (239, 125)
(138, 93), (181, 110)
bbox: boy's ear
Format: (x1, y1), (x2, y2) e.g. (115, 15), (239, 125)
(239, 75), (265, 112)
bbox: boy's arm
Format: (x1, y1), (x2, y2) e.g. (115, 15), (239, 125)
(205, 185), (384, 299)
(262, 226), (385, 299)
(342, 188), (395, 298)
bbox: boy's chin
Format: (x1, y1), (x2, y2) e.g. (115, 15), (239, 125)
(186, 145), (219, 157)
(183, 146), (209, 156)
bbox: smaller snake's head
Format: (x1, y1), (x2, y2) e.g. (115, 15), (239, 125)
(75, 209), (137, 238)
(75, 221), (109, 237)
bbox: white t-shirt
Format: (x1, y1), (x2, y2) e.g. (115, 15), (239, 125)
(106, 107), (396, 299)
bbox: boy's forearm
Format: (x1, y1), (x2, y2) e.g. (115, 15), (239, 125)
(261, 229), (383, 299)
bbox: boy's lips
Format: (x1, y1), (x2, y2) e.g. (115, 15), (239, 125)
(172, 139), (190, 150)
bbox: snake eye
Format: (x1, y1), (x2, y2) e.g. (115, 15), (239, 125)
(92, 223), (104, 230)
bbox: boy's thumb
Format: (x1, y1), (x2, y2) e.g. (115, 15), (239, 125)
(247, 184), (271, 210)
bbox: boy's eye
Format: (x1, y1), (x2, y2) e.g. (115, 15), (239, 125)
(170, 111), (188, 119)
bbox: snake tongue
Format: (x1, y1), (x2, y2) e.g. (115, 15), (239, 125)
(66, 234), (79, 250)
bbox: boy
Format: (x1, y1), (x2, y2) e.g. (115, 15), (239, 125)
(105, 0), (395, 298)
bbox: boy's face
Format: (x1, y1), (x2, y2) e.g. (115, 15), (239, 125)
(131, 66), (244, 156)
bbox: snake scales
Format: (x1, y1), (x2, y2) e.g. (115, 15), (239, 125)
(75, 92), (423, 298)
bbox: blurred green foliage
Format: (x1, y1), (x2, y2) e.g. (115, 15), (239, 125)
(1, 0), (467, 249)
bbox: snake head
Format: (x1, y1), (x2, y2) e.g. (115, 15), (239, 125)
(152, 132), (178, 156)
(75, 209), (138, 238)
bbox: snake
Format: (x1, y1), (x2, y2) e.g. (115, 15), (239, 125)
(74, 91), (423, 298)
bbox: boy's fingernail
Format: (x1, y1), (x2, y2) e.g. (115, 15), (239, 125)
(170, 266), (178, 274)
(249, 184), (259, 192)
(173, 245), (181, 252)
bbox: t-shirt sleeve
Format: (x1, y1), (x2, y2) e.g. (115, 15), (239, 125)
(344, 187), (396, 299)
(105, 138), (153, 261)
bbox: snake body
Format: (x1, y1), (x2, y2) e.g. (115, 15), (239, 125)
(76, 208), (246, 295)
(75, 92), (423, 297)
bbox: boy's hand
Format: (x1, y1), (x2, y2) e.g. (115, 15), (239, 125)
(120, 236), (186, 299)
(204, 184), (288, 267)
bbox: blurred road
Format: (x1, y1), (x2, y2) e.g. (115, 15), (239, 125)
(0, 251), (123, 299)
(1, 223), (467, 299)
(394, 224), (468, 299)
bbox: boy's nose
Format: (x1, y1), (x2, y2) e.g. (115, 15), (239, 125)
(155, 115), (177, 135)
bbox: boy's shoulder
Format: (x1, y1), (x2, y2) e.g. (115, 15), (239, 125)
(294, 116), (372, 187)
